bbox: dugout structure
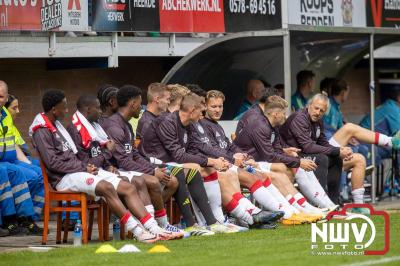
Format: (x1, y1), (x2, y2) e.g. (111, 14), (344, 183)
(161, 1), (400, 203)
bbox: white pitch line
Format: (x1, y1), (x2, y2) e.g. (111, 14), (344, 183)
(341, 256), (400, 266)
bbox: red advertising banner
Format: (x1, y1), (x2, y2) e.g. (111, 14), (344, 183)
(1, 0), (282, 33)
(0, 2), (41, 30)
(159, 0), (225, 32)
(367, 0), (400, 28)
(0, 0), (88, 31)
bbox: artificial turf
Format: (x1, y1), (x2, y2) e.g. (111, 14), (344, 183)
(1, 213), (399, 266)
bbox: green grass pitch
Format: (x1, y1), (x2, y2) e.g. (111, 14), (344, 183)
(1, 213), (399, 266)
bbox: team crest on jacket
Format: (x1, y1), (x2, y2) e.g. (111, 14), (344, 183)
(91, 146), (101, 158)
(197, 125), (205, 134)
(62, 140), (72, 152)
(183, 133), (188, 144)
(219, 140), (227, 149)
(215, 131), (220, 137)
(201, 137), (210, 144)
(316, 126), (321, 138)
(124, 143), (132, 154)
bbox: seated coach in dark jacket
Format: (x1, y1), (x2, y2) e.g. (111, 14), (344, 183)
(280, 93), (353, 204)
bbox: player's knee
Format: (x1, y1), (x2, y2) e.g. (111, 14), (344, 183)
(227, 170), (239, 180)
(96, 181), (117, 197)
(353, 153), (366, 168)
(132, 175), (146, 190)
(285, 172), (295, 183)
(269, 172), (283, 182)
(168, 175), (179, 190)
(119, 176), (130, 183)
(144, 175), (162, 191)
(119, 180), (137, 196)
(243, 170), (257, 183)
(237, 172), (255, 189)
(272, 163), (287, 173)
(343, 123), (358, 134)
(280, 172), (294, 184)
(216, 172), (226, 183)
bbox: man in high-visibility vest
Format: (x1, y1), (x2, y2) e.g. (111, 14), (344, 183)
(0, 81), (43, 234)
(2, 105), (45, 220)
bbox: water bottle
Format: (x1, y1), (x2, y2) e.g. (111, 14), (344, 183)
(245, 165), (256, 174)
(73, 219), (82, 246)
(165, 165), (174, 175)
(113, 219), (120, 241)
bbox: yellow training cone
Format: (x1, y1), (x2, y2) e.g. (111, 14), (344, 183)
(95, 244), (118, 253)
(148, 245), (170, 253)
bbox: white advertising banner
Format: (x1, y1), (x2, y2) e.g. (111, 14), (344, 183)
(59, 0), (89, 31)
(288, 0), (366, 27)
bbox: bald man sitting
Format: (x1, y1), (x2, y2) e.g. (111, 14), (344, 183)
(234, 79), (266, 120)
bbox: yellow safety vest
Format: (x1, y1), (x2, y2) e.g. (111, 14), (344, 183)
(3, 108), (25, 146)
(0, 106), (17, 162)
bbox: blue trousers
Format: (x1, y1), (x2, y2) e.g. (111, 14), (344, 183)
(14, 161), (45, 221)
(26, 156), (40, 167)
(0, 162), (35, 218)
(62, 201), (80, 220)
(0, 166), (16, 224)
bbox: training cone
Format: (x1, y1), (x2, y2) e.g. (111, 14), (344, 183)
(118, 244), (141, 253)
(95, 244), (118, 253)
(148, 245), (171, 253)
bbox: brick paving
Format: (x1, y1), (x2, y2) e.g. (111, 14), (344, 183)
(0, 219), (108, 253)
